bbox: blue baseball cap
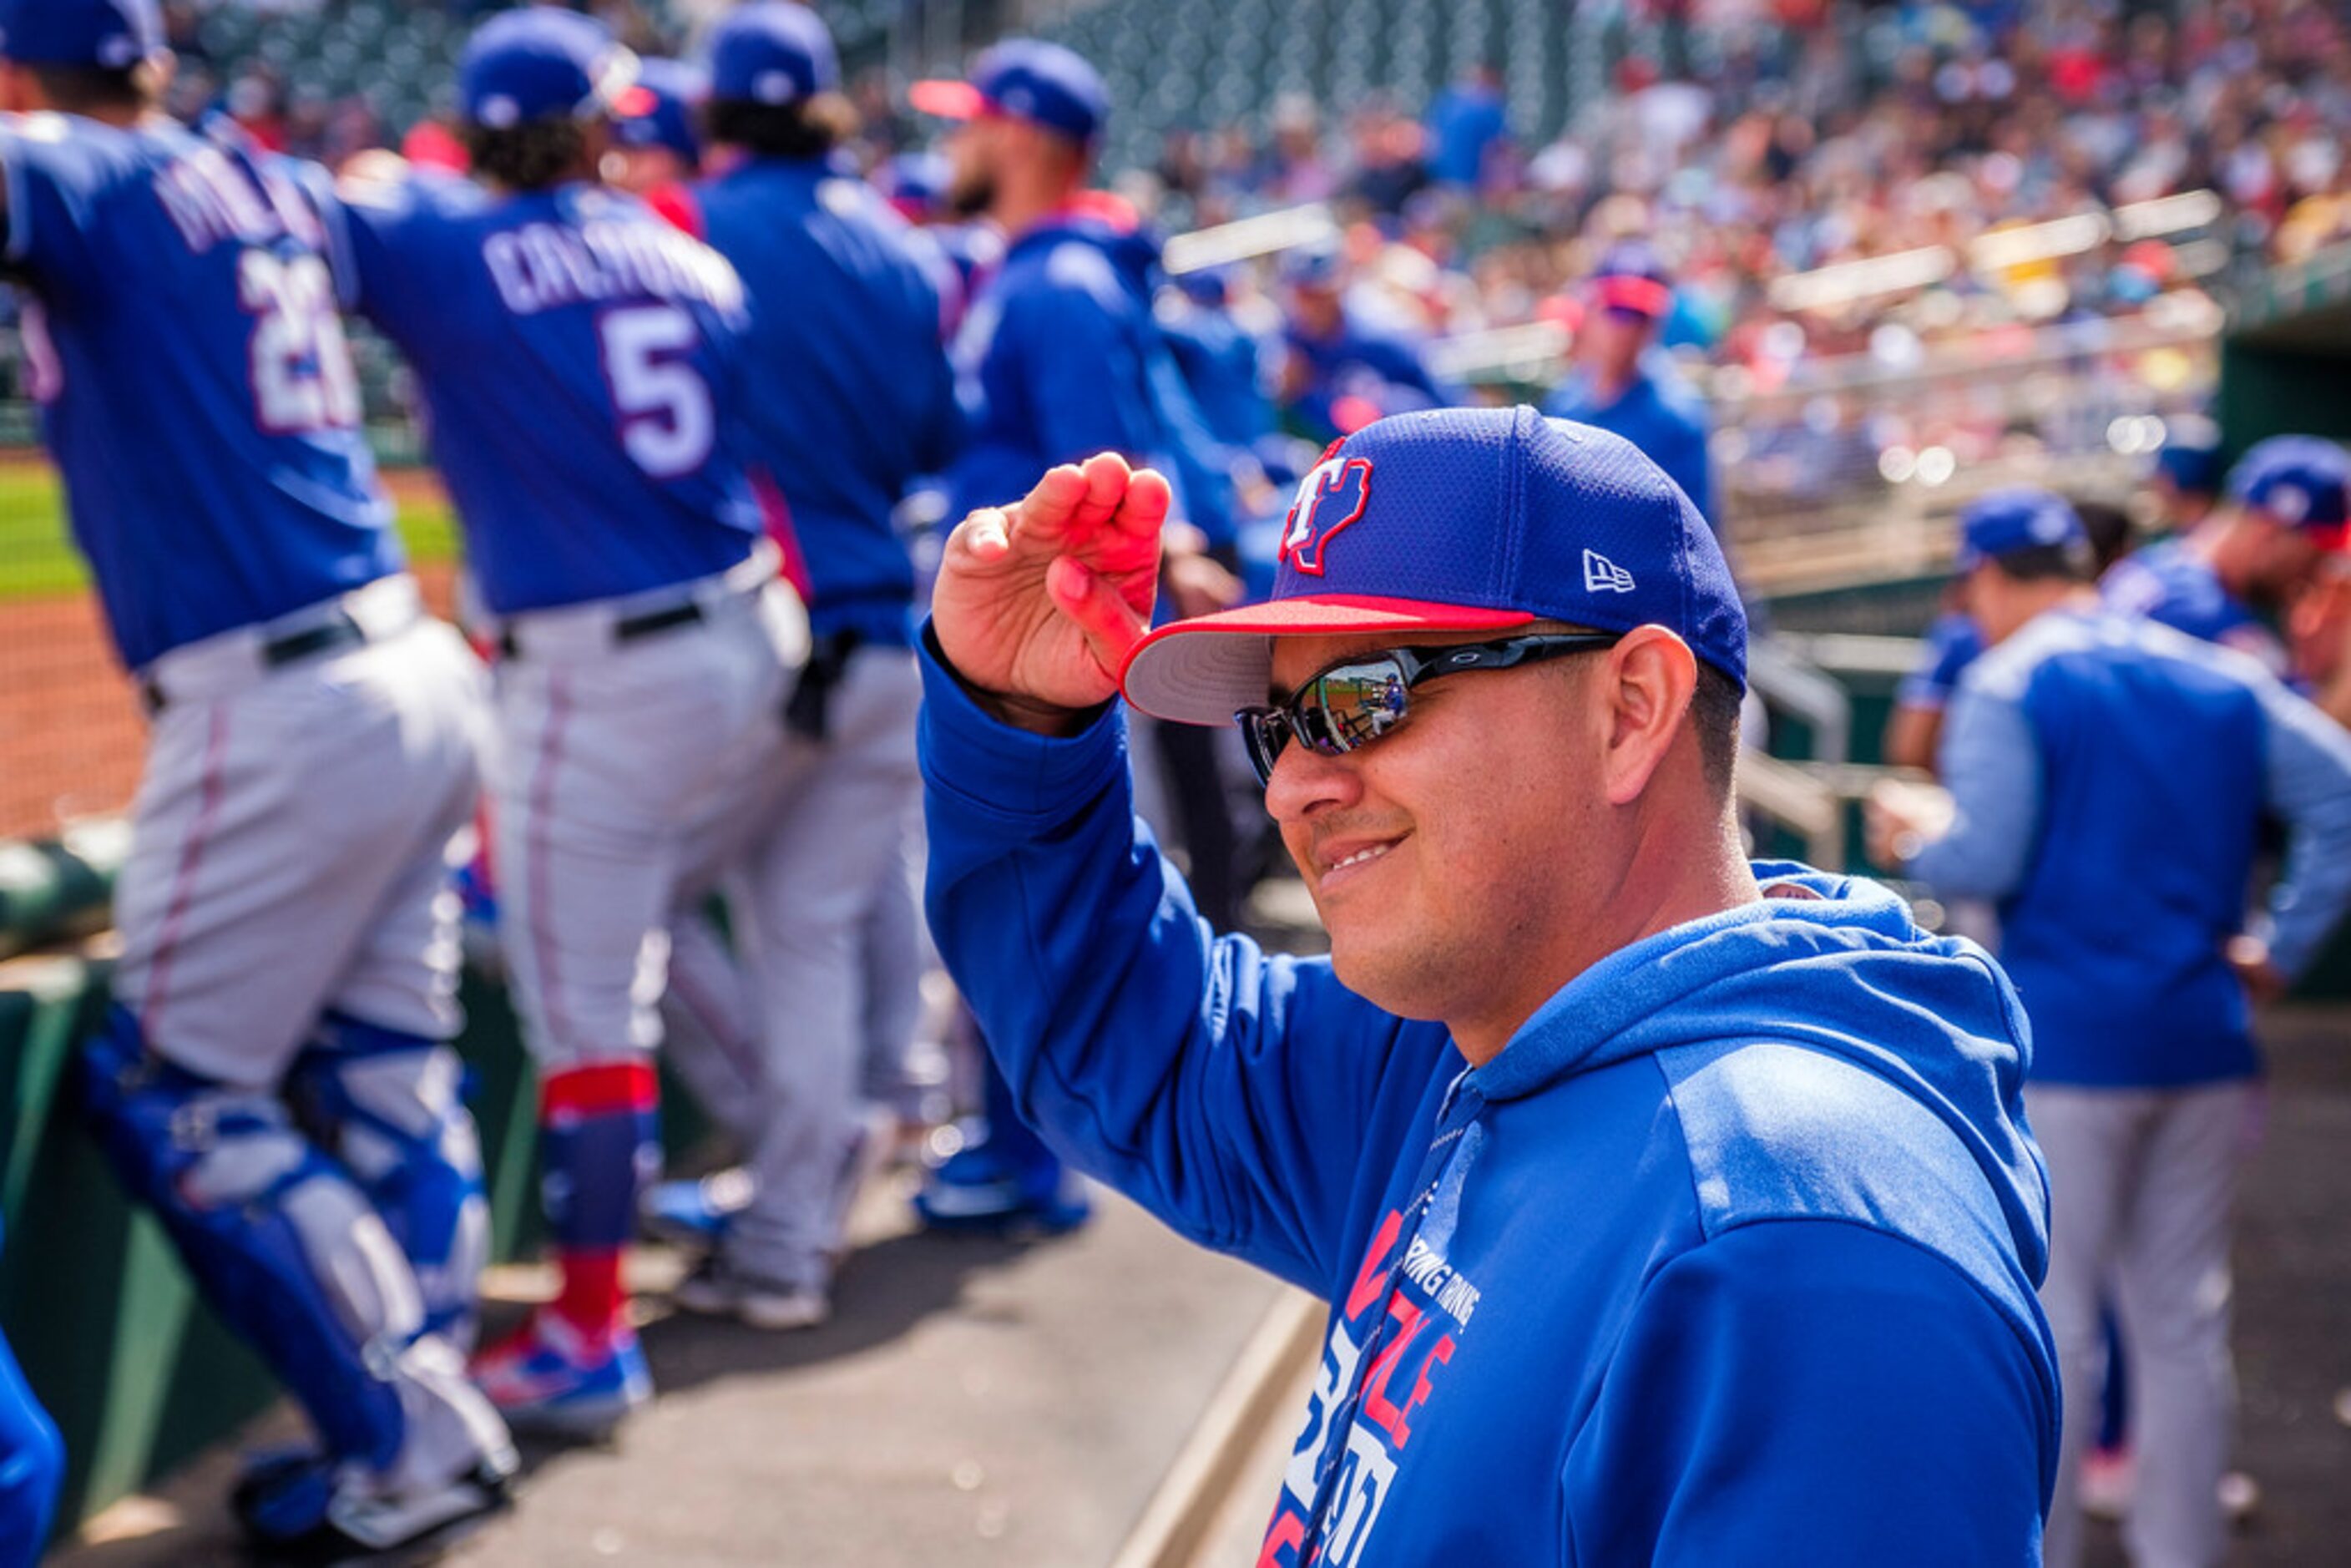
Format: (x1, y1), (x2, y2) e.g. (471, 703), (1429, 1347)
(1277, 236), (1346, 291)
(2227, 436), (2351, 544)
(1953, 488), (2091, 574)
(459, 6), (638, 130)
(910, 38), (1106, 145)
(708, 1), (837, 107)
(614, 58), (705, 164)
(1121, 405), (1747, 722)
(2152, 413), (2224, 496)
(0, 0), (165, 69)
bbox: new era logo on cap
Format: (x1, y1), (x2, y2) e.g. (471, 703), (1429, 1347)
(1279, 453), (1373, 577)
(1583, 549), (1636, 594)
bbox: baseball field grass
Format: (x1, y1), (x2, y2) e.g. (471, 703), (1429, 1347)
(0, 458), (458, 602)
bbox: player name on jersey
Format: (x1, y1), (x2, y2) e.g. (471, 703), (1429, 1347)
(480, 214), (745, 318)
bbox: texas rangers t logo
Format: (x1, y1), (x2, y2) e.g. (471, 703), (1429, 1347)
(1281, 456), (1374, 577)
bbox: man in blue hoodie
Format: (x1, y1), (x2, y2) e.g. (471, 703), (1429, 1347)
(1872, 488), (2351, 1568)
(919, 406), (2058, 1564)
(909, 38), (1242, 1229)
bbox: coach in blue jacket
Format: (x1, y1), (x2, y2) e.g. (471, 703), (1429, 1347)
(1876, 488), (2351, 1568)
(919, 406), (2057, 1564)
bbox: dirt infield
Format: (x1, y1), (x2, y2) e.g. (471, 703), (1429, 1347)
(0, 555), (458, 843)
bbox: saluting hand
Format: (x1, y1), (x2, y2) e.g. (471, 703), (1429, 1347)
(933, 453), (1171, 731)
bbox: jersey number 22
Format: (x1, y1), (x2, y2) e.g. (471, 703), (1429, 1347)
(240, 250), (362, 434)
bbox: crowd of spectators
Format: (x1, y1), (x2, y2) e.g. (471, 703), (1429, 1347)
(132, 1), (2351, 499)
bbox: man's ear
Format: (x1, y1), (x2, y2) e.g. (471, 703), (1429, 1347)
(1600, 626), (1698, 807)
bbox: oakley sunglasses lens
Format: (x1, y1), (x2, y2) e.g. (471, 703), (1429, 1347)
(1305, 659), (1412, 751)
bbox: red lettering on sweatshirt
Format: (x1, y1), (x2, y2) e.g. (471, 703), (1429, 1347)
(1344, 1210), (1405, 1323)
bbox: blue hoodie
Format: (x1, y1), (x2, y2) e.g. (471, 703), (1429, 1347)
(918, 640), (2058, 1565)
(945, 212), (1235, 545)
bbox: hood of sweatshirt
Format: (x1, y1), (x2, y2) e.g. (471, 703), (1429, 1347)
(1465, 860), (2050, 1286)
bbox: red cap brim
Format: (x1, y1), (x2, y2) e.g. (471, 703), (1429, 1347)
(1119, 595), (1534, 725)
(909, 79), (988, 119)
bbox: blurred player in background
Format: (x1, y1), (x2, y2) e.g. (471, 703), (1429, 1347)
(1545, 240), (1715, 530)
(909, 36), (1242, 1232)
(321, 6), (807, 1434)
(1887, 496), (2136, 774)
(604, 53), (704, 230)
(2146, 414), (2227, 539)
(1872, 488), (2351, 1568)
(2103, 436), (2351, 677)
(1274, 235), (1454, 443)
(0, 0), (516, 1553)
(650, 0), (957, 1328)
(1158, 264), (1273, 455)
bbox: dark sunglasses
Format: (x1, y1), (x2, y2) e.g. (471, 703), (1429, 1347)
(1232, 632), (1625, 787)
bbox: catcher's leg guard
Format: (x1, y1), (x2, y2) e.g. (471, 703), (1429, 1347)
(289, 1013), (490, 1349)
(81, 1008), (505, 1479)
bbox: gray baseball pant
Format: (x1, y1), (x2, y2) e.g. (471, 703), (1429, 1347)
(2030, 1080), (2255, 1568)
(713, 645), (924, 1292)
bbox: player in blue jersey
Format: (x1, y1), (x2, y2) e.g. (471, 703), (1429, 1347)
(649, 1), (958, 1327)
(909, 37), (1246, 1232)
(2103, 435), (2351, 676)
(0, 0), (516, 1555)
(1275, 238), (1457, 446)
(1873, 488), (2351, 1568)
(316, 6), (811, 1433)
(1544, 240), (1716, 529)
(604, 54), (703, 232)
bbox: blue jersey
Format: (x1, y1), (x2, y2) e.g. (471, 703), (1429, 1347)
(945, 213), (1175, 522)
(2101, 538), (2290, 677)
(692, 158), (958, 645)
(1545, 356), (1716, 528)
(0, 113), (400, 670)
(1912, 609), (2351, 1087)
(1281, 309), (1454, 446)
(320, 173), (762, 615)
(1160, 300), (1271, 451)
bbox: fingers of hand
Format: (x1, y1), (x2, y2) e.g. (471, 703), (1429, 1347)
(1047, 554), (1149, 671)
(953, 507), (1012, 564)
(1012, 464), (1096, 543)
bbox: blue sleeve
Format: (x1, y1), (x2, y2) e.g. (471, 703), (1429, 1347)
(1563, 1222), (2050, 1566)
(1896, 617), (1985, 711)
(313, 169), (464, 339)
(0, 125), (96, 296)
(2252, 676), (2351, 976)
(1906, 675), (2042, 899)
(917, 632), (1454, 1292)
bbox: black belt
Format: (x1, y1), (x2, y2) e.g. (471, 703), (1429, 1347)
(142, 610), (368, 715)
(496, 599), (705, 660)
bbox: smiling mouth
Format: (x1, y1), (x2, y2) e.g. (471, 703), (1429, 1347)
(1317, 837), (1403, 885)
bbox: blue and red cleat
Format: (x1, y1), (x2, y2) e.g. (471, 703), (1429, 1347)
(470, 1311), (650, 1439)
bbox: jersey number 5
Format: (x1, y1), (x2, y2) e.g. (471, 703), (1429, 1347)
(599, 304), (715, 478)
(240, 250), (361, 434)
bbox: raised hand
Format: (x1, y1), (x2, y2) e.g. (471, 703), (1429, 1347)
(933, 453), (1172, 728)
